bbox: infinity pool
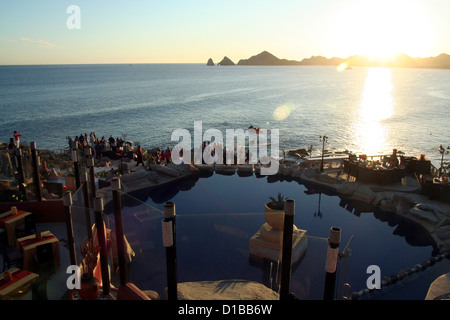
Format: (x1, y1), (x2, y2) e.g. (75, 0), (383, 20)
(114, 172), (439, 299)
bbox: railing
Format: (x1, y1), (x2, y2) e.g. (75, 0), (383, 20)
(0, 142), (72, 203)
(3, 142), (356, 300)
(61, 177), (355, 300)
(66, 182), (353, 300)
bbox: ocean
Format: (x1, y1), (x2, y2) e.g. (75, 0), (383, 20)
(1, 63), (449, 167)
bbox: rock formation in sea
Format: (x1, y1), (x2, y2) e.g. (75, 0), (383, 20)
(218, 56), (235, 66)
(237, 51), (302, 66)
(206, 58), (215, 66)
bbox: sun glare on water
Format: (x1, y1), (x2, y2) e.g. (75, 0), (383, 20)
(353, 68), (395, 155)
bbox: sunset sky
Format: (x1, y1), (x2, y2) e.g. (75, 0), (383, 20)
(1, 0), (449, 65)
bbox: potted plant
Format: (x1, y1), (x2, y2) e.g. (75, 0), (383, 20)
(78, 239), (100, 300)
(264, 193), (288, 230)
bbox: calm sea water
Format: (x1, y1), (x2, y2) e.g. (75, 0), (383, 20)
(1, 64), (449, 166)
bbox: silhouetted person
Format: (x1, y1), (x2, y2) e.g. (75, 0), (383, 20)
(135, 145), (144, 166)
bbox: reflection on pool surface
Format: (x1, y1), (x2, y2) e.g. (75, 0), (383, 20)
(113, 172), (438, 300)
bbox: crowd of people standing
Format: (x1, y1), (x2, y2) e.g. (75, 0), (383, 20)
(67, 132), (174, 167)
(67, 132), (130, 160)
(2, 129), (180, 178)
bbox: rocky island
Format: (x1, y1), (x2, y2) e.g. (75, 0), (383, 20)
(218, 56), (235, 66)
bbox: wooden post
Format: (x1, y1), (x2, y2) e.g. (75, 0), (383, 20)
(323, 226), (341, 300)
(71, 142), (81, 191)
(30, 142), (42, 201)
(279, 199), (295, 300)
(163, 202), (177, 300)
(14, 147), (27, 201)
(111, 178), (128, 286)
(63, 191), (77, 266)
(84, 147), (92, 163)
(93, 197), (110, 296)
(81, 172), (93, 241)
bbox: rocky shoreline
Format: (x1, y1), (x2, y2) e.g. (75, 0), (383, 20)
(7, 144), (448, 254)
(275, 161), (450, 300)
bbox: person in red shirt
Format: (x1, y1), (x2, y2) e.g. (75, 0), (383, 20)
(135, 145), (144, 167)
(13, 131), (22, 148)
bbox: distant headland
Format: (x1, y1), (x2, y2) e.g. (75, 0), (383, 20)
(207, 51), (450, 69)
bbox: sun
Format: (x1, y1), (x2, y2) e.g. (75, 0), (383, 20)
(334, 0), (431, 60)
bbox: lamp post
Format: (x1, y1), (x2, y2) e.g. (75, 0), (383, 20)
(439, 145), (450, 177)
(319, 135), (328, 172)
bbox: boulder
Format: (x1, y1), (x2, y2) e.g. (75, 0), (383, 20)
(291, 168), (302, 178)
(395, 200), (413, 215)
(350, 185), (376, 205)
(336, 181), (359, 196)
(287, 149), (309, 157)
(436, 217), (450, 230)
(408, 205), (440, 224)
(282, 166), (293, 176)
(372, 192), (389, 207)
(237, 164), (254, 173)
(302, 168), (317, 179)
(392, 193), (417, 208)
(147, 171), (161, 183)
(121, 171), (149, 186)
(169, 163), (196, 175)
(149, 164), (180, 177)
(206, 58), (215, 66)
(416, 203), (446, 217)
(435, 225), (450, 241)
(382, 199), (397, 212)
(169, 280), (279, 300)
(439, 241), (450, 253)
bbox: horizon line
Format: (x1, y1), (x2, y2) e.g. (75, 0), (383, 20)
(1, 51), (449, 67)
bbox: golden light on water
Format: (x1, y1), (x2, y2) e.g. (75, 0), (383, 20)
(353, 68), (394, 155)
(337, 61), (349, 72)
(273, 104), (293, 121)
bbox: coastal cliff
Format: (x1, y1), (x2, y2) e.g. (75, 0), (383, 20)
(216, 51), (450, 69)
(237, 51), (302, 66)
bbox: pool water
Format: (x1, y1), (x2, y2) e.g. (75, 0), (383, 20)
(116, 172), (438, 299)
